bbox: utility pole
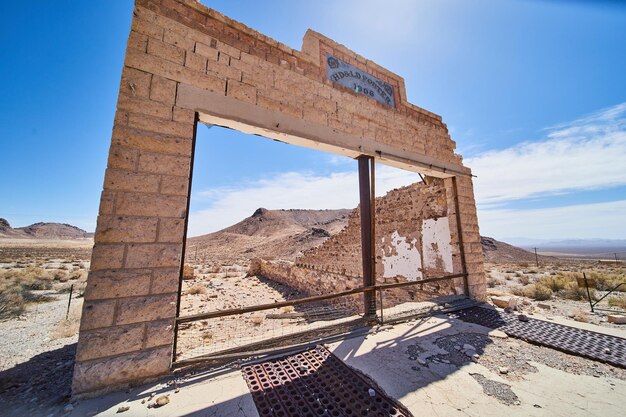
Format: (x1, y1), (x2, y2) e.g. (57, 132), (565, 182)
(615, 253), (619, 265)
(534, 247), (539, 268)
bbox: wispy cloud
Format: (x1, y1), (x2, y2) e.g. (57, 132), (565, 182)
(188, 166), (420, 236)
(188, 103), (626, 239)
(467, 102), (626, 204)
(478, 199), (626, 240)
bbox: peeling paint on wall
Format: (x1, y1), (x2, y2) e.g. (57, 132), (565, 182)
(422, 217), (453, 273)
(382, 231), (423, 281)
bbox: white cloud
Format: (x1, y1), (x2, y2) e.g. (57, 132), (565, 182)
(466, 102), (626, 204)
(187, 166), (420, 236)
(478, 199), (626, 240)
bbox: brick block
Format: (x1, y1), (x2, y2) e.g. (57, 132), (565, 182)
(98, 190), (116, 215)
(116, 294), (177, 325)
(90, 244), (125, 270)
(125, 48), (225, 94)
(185, 51), (207, 72)
(164, 28), (195, 51)
(138, 152), (191, 177)
(127, 30), (148, 52)
(128, 113), (193, 139)
(112, 126), (192, 156)
(148, 37), (185, 65)
(131, 18), (164, 40)
(158, 217), (186, 243)
(149, 75), (177, 105)
(125, 243), (182, 269)
(151, 268), (180, 294)
(80, 300), (116, 331)
(160, 174), (188, 196)
(84, 269), (152, 301)
(107, 146), (138, 171)
(206, 57), (241, 81)
(96, 215), (158, 244)
(103, 169), (160, 194)
(120, 67), (152, 99)
(77, 324), (145, 361)
(226, 80), (256, 104)
(115, 192), (187, 217)
(195, 41), (219, 61)
(172, 107), (195, 124)
(145, 319), (175, 349)
(72, 346), (171, 394)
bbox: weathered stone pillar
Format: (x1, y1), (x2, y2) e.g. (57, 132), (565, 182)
(72, 49), (197, 395)
(445, 175), (486, 300)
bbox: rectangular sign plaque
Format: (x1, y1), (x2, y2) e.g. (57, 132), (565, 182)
(325, 53), (395, 107)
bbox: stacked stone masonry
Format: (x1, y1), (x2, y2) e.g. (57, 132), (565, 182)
(75, 0), (485, 395)
(251, 179), (465, 309)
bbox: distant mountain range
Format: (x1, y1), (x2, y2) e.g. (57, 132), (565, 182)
(0, 218), (93, 240)
(503, 237), (626, 256)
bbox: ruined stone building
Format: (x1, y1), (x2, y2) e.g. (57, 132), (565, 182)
(74, 0), (485, 395)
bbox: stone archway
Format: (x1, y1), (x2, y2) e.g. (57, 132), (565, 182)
(73, 0), (485, 395)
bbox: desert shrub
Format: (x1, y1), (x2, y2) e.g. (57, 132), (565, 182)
(182, 264), (195, 280)
(519, 275), (531, 285)
(52, 271), (69, 282)
(250, 314), (265, 326)
(586, 272), (626, 292)
(518, 262), (529, 268)
(538, 275), (571, 292)
(520, 284), (552, 301)
(562, 281), (595, 301)
(0, 286), (25, 318)
(186, 284), (207, 295)
(608, 296), (626, 310)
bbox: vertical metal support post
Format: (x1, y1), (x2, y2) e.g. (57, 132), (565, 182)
(172, 113), (198, 364)
(370, 158), (377, 318)
(583, 272), (594, 313)
(358, 155), (376, 318)
(451, 176), (470, 296)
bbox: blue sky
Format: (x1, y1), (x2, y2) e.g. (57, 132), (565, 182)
(1, 1), (625, 241)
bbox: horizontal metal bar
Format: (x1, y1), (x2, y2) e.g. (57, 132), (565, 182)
(176, 273), (465, 324)
(173, 319), (368, 367)
(375, 273), (466, 291)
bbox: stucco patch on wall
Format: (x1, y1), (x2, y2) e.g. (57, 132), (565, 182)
(422, 217), (453, 273)
(382, 231), (423, 281)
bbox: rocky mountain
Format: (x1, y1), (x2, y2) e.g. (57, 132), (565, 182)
(480, 236), (551, 263)
(187, 208), (351, 262)
(0, 218), (93, 240)
(188, 208), (538, 264)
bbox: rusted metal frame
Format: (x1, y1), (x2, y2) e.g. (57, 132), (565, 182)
(172, 319), (369, 367)
(172, 113), (199, 363)
(452, 176), (470, 296)
(358, 155), (376, 317)
(176, 285), (375, 324)
(371, 158), (380, 321)
(375, 273), (467, 291)
(175, 273), (466, 324)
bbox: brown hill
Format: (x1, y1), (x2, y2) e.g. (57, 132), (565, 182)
(187, 208), (351, 263)
(481, 236), (551, 263)
(0, 218), (92, 240)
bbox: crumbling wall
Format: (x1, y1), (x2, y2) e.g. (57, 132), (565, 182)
(297, 178), (462, 281)
(255, 179), (464, 305)
(76, 0), (484, 395)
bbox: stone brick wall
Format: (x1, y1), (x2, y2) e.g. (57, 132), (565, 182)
(75, 0), (484, 395)
(252, 179), (466, 308)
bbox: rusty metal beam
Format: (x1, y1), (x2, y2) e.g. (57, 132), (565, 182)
(452, 176), (470, 296)
(358, 155), (376, 317)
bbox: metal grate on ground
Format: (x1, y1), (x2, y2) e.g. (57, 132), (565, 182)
(449, 306), (626, 368)
(242, 345), (413, 417)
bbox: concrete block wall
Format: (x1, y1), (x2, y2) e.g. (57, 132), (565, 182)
(75, 0), (484, 394)
(296, 179), (463, 281)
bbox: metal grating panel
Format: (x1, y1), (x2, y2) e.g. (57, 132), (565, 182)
(242, 345), (413, 417)
(449, 306), (626, 368)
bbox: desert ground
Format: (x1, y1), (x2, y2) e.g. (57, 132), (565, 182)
(0, 230), (625, 416)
